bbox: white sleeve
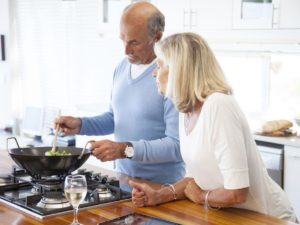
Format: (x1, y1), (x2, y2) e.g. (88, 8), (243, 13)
(208, 96), (250, 189)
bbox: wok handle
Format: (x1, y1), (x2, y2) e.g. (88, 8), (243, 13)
(6, 137), (21, 152)
(78, 140), (95, 159)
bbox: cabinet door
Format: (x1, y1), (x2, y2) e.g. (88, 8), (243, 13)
(284, 146), (300, 219)
(151, 0), (190, 33)
(232, 0), (273, 29)
(278, 0), (300, 29)
(190, 0), (233, 31)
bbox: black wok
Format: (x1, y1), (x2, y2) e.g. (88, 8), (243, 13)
(7, 137), (91, 179)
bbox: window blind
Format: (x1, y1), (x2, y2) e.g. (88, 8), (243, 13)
(14, 0), (123, 116)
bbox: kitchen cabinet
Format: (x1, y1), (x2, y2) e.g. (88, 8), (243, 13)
(232, 0), (274, 29)
(95, 0), (300, 43)
(190, 0), (232, 31)
(152, 0), (233, 34)
(153, 0), (300, 44)
(233, 0), (300, 30)
(151, 0), (189, 33)
(277, 0), (300, 29)
(160, 0), (300, 31)
(284, 145), (300, 219)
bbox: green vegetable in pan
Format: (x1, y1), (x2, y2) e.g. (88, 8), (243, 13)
(45, 150), (72, 156)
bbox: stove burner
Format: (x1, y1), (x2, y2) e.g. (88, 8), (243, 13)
(0, 173), (13, 186)
(31, 178), (63, 192)
(36, 192), (71, 209)
(97, 184), (113, 199)
(0, 167), (131, 219)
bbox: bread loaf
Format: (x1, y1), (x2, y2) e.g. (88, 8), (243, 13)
(262, 120), (293, 133)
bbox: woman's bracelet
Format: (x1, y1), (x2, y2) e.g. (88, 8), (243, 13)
(204, 190), (220, 210)
(162, 183), (177, 200)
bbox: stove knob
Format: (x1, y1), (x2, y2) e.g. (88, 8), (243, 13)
(108, 177), (119, 187)
(94, 173), (101, 181)
(77, 169), (86, 174)
(85, 171), (93, 179)
(100, 175), (108, 184)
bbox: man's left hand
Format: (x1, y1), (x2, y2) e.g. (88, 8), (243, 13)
(91, 140), (127, 161)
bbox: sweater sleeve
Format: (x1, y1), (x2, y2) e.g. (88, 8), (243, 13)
(131, 98), (182, 163)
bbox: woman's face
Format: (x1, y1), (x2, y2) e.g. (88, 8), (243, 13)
(153, 58), (169, 95)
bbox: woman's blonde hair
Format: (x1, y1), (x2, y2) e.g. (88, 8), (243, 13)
(155, 32), (232, 113)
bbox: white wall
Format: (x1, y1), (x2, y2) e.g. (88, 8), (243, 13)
(0, 0), (12, 127)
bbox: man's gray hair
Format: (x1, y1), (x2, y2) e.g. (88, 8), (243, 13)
(147, 11), (165, 38)
(122, 2), (165, 38)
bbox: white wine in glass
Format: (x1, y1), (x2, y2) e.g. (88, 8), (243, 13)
(64, 175), (87, 225)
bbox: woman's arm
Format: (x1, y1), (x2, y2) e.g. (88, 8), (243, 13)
(184, 179), (249, 208)
(130, 177), (193, 207)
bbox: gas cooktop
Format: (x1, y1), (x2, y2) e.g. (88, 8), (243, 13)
(0, 166), (131, 219)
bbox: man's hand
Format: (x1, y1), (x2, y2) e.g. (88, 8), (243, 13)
(55, 116), (82, 135)
(91, 140), (127, 161)
(183, 179), (204, 204)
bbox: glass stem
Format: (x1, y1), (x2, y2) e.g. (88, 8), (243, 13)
(73, 207), (79, 224)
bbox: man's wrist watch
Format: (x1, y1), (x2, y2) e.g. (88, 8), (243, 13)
(124, 142), (134, 159)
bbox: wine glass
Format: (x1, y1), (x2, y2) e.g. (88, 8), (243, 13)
(64, 175), (87, 225)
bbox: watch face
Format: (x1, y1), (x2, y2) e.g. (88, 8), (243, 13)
(125, 146), (134, 158)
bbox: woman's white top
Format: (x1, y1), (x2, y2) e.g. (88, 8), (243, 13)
(180, 92), (297, 221)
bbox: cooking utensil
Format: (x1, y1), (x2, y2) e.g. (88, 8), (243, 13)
(51, 111), (60, 154)
(7, 137), (92, 179)
(45, 125), (60, 156)
(51, 124), (59, 153)
(46, 110), (61, 156)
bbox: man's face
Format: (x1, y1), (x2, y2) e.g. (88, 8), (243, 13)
(120, 20), (156, 65)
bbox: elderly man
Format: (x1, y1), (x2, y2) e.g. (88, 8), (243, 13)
(56, 1), (185, 184)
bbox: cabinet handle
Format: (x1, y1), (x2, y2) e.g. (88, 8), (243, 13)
(102, 0), (108, 23)
(1, 35), (5, 61)
(190, 10), (197, 28)
(183, 9), (189, 28)
(288, 155), (300, 159)
(272, 4), (279, 28)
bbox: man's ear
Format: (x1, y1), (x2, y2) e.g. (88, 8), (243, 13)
(155, 31), (163, 42)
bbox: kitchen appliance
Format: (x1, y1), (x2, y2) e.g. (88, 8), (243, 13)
(0, 166), (131, 219)
(256, 140), (284, 187)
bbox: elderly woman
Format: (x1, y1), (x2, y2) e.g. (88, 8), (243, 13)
(129, 32), (297, 222)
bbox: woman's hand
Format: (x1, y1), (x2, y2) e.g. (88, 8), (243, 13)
(129, 180), (159, 207)
(184, 179), (204, 204)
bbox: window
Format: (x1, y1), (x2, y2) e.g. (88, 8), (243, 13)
(216, 53), (269, 124)
(216, 52), (300, 129)
(268, 54), (300, 120)
(13, 0), (123, 118)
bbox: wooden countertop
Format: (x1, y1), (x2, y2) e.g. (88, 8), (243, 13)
(0, 146), (297, 225)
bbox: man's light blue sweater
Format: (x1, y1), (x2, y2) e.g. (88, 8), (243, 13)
(80, 58), (185, 184)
